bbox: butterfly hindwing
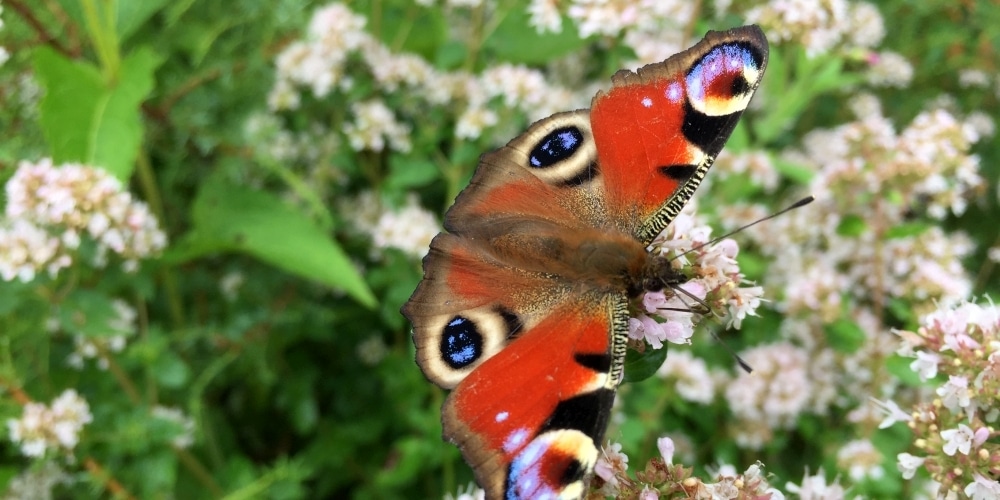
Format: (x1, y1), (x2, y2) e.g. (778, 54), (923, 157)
(403, 25), (769, 500)
(442, 291), (628, 499)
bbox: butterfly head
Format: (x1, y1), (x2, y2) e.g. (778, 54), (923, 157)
(629, 254), (689, 298)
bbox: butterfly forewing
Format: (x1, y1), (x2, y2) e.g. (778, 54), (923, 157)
(591, 26), (768, 244)
(402, 25), (769, 500)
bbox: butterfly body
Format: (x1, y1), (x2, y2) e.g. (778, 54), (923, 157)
(402, 26), (768, 499)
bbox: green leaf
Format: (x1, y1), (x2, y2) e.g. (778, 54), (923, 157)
(117, 0), (171, 40)
(836, 214), (867, 237)
(153, 352), (191, 388)
(172, 179), (377, 308)
(56, 289), (121, 337)
(34, 47), (161, 179)
(885, 222), (930, 239)
(54, 1), (169, 41)
(623, 346), (667, 384)
(386, 155), (440, 190)
(483, 9), (587, 64)
(887, 298), (917, 325)
(773, 157), (815, 184)
(885, 354), (923, 387)
(825, 318), (866, 354)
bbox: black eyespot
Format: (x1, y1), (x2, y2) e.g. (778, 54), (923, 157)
(730, 75), (751, 96)
(441, 316), (482, 369)
(561, 458), (586, 484)
(529, 127), (584, 168)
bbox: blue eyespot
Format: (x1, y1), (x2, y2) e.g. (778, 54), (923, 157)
(441, 316), (482, 369)
(529, 127), (584, 168)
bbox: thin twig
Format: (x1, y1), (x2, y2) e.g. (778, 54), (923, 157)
(84, 457), (137, 500)
(6, 0), (75, 57)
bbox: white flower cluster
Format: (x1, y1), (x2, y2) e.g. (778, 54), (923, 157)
(865, 51), (914, 88)
(343, 100), (412, 153)
(444, 483), (485, 500)
(595, 439), (783, 498)
(630, 207), (766, 351)
(1, 159), (167, 281)
(656, 350), (716, 404)
(745, 0), (884, 57)
(66, 299), (137, 370)
(890, 301), (1000, 497)
(723, 342), (812, 448)
(784, 468), (845, 498)
(369, 194), (441, 259)
(7, 390), (93, 458)
(712, 150), (781, 193)
(836, 439), (884, 481)
(761, 104), (981, 317)
(1, 461), (71, 499)
(270, 2), (583, 146)
(151, 406), (196, 449)
(528, 0), (695, 66)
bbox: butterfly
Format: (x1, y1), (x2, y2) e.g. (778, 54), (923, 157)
(402, 25), (769, 499)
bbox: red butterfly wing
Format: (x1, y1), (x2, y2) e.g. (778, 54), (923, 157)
(442, 292), (627, 498)
(592, 26), (768, 243)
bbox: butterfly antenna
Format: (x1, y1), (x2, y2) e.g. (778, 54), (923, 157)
(662, 282), (713, 315)
(656, 292), (753, 373)
(710, 330), (754, 373)
(670, 196), (814, 263)
(658, 197), (815, 373)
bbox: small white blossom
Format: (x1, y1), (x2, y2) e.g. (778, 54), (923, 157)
(785, 468), (845, 499)
(941, 424), (974, 456)
(935, 375), (972, 413)
(595, 441), (628, 497)
(445, 482), (485, 500)
(871, 398), (912, 429)
(965, 473), (1000, 500)
(836, 439), (884, 481)
(910, 350), (940, 381)
(657, 436), (675, 464)
(527, 0), (563, 33)
(896, 453), (925, 480)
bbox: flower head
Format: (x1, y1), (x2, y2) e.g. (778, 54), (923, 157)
(7, 390), (92, 457)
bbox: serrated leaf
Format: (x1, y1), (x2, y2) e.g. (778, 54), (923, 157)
(623, 346), (667, 384)
(171, 179), (376, 308)
(825, 318), (866, 353)
(836, 214), (867, 236)
(34, 47), (161, 179)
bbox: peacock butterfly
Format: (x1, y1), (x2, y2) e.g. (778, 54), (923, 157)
(402, 25), (769, 499)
